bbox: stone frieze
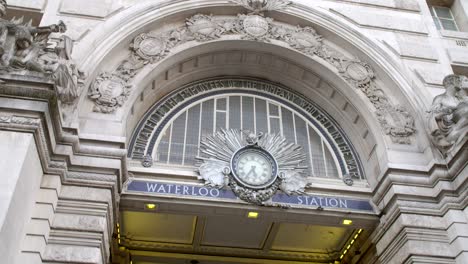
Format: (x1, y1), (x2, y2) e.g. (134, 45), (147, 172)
(89, 1), (416, 144)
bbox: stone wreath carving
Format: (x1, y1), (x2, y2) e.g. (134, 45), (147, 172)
(88, 72), (132, 113)
(88, 0), (416, 144)
(196, 129), (311, 205)
(428, 74), (468, 155)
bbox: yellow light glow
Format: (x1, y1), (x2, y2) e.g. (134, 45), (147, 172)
(358, 228), (363, 234)
(342, 219), (353, 225)
(145, 203), (157, 210)
(347, 244), (351, 250)
(340, 254), (344, 259)
(354, 234), (359, 239)
(247, 212), (259, 218)
(350, 239), (355, 244)
(343, 249), (347, 255)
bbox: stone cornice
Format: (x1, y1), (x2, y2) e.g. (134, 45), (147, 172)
(372, 140), (467, 209)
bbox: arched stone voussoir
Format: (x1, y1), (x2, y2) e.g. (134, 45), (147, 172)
(75, 0), (435, 173)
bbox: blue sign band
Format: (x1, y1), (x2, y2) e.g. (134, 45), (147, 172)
(127, 180), (374, 212)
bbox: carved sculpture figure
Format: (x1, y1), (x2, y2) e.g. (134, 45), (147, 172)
(429, 74), (468, 155)
(0, 1), (81, 104)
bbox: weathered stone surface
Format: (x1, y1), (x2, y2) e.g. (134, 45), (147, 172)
(334, 0), (419, 11)
(59, 0), (121, 18)
(53, 214), (106, 232)
(331, 7), (427, 34)
(43, 244), (101, 263)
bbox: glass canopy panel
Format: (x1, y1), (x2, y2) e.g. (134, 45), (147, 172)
(153, 94), (344, 179)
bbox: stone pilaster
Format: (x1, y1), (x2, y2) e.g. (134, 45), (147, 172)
(371, 141), (468, 264)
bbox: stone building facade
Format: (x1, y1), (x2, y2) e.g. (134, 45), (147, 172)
(0, 0), (467, 263)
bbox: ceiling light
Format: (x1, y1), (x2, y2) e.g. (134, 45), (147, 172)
(247, 211), (259, 218)
(342, 219), (353, 225)
(145, 203), (157, 210)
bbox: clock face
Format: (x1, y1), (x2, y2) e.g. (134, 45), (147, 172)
(231, 147), (278, 189)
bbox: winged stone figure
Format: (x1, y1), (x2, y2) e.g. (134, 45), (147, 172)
(197, 160), (229, 188)
(279, 171), (313, 195)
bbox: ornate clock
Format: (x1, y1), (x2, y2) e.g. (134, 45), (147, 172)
(197, 129), (310, 205)
(231, 146), (278, 189)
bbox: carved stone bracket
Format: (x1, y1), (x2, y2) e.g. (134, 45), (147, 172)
(88, 2), (416, 144)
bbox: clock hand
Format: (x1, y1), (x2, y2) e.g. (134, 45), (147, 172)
(246, 166), (258, 178)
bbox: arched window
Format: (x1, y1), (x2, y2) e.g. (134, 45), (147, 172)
(154, 94), (341, 178)
(130, 79), (364, 181)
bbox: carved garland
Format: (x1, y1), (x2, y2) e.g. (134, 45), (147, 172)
(88, 1), (415, 144)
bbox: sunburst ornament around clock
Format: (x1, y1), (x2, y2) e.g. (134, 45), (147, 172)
(196, 129), (311, 205)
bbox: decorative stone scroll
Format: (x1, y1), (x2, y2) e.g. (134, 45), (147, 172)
(128, 78), (365, 182)
(0, 1), (83, 105)
(428, 74), (468, 155)
(89, 0), (416, 144)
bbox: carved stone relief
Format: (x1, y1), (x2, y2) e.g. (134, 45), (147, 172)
(88, 72), (132, 113)
(0, 1), (83, 105)
(428, 74), (468, 155)
(89, 0), (416, 144)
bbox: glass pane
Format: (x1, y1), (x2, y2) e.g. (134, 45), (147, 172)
(434, 6), (453, 19)
(324, 146), (339, 178)
(269, 103), (279, 116)
(156, 124), (171, 163)
(308, 127), (326, 177)
(440, 19), (458, 31)
(229, 96), (241, 129)
(200, 99), (214, 137)
(184, 105), (201, 165)
(269, 117), (281, 134)
(216, 98), (227, 111)
(433, 17), (441, 30)
(255, 98), (268, 134)
(281, 107), (296, 143)
(216, 111), (226, 130)
(429, 6), (435, 16)
(242, 96), (255, 132)
(169, 112), (186, 164)
(294, 115), (311, 172)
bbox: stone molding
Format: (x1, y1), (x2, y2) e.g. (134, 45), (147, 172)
(368, 140), (468, 263)
(89, 10), (416, 144)
(0, 78), (121, 263)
